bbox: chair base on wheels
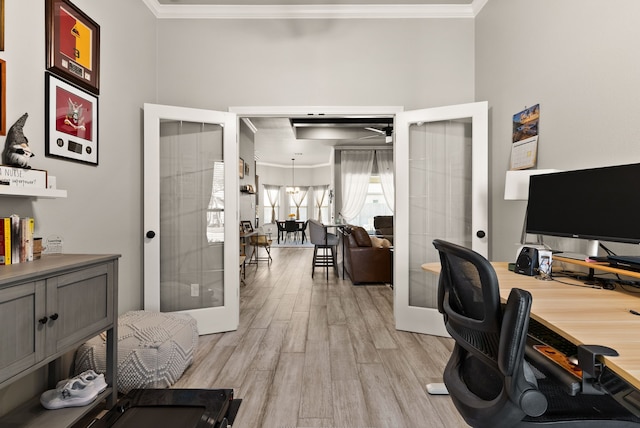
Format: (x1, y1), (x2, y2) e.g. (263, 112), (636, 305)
(312, 245), (338, 280)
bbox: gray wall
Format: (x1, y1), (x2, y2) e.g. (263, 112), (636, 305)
(155, 18), (475, 110)
(476, 0), (640, 261)
(0, 0), (156, 414)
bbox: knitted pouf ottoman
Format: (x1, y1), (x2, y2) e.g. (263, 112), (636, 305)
(74, 310), (198, 394)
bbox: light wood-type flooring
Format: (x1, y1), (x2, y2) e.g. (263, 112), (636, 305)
(172, 247), (467, 428)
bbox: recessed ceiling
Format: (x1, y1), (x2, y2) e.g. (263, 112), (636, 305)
(247, 116), (393, 167)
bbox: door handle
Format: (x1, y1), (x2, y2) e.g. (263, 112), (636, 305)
(476, 230), (486, 238)
(146, 231), (156, 239)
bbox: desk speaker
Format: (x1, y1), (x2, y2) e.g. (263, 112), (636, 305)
(515, 246), (539, 276)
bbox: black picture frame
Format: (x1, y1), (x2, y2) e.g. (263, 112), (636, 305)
(46, 0), (100, 94)
(241, 220), (253, 234)
(0, 59), (5, 136)
(45, 72), (99, 165)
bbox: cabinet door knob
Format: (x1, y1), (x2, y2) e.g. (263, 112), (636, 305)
(39, 316), (48, 324)
(146, 230), (156, 239)
(476, 230), (486, 238)
(50, 313), (59, 321)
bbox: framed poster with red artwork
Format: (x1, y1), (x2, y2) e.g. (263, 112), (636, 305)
(46, 0), (100, 94)
(45, 73), (98, 165)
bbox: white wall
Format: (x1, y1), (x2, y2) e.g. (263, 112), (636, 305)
(0, 0), (156, 415)
(476, 0), (640, 261)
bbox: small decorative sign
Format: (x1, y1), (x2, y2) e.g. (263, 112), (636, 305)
(0, 166), (47, 188)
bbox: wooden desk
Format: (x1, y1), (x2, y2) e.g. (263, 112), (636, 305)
(422, 257), (640, 393)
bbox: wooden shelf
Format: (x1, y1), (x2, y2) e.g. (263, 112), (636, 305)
(554, 255), (640, 279)
(0, 187), (67, 198)
(0, 388), (112, 428)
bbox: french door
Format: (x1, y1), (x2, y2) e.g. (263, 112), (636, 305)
(394, 102), (488, 336)
(143, 103), (239, 335)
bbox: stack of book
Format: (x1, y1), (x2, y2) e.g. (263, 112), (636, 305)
(0, 215), (35, 265)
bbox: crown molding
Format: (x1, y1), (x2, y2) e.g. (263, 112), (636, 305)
(142, 0), (488, 19)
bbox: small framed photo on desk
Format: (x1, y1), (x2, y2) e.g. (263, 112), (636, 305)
(241, 220), (253, 234)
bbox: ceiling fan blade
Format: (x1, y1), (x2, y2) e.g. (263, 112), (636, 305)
(364, 127), (385, 135)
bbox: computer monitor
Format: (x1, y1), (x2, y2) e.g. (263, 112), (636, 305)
(525, 163), (640, 253)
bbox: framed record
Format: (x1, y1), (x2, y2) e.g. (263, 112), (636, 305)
(46, 0), (100, 94)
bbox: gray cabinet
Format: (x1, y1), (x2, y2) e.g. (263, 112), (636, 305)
(0, 254), (119, 427)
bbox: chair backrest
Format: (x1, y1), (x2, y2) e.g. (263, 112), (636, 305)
(285, 220), (299, 232)
(432, 239), (547, 428)
(308, 219), (326, 245)
(276, 221), (286, 232)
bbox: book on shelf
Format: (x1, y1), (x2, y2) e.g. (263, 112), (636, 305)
(0, 217), (10, 265)
(10, 215), (19, 264)
(1, 215), (35, 265)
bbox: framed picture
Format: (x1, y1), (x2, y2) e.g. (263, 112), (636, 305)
(0, 59), (5, 136)
(46, 0), (100, 94)
(239, 158), (245, 179)
(241, 220), (253, 234)
(45, 72), (98, 165)
(245, 161), (250, 176)
(0, 0), (5, 51)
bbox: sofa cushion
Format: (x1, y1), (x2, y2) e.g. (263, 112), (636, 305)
(370, 235), (392, 248)
(351, 226), (372, 247)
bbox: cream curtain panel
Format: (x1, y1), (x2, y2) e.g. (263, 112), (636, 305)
(375, 150), (394, 212)
(292, 187), (309, 219)
(313, 185), (329, 222)
(340, 150), (374, 221)
(264, 185), (280, 223)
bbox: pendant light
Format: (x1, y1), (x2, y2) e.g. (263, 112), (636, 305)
(286, 158), (300, 194)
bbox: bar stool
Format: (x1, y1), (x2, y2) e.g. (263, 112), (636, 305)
(309, 219), (339, 280)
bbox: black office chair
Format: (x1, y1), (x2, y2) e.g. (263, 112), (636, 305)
(432, 239), (640, 428)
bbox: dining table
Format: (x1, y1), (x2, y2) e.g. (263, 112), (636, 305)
(276, 220), (306, 244)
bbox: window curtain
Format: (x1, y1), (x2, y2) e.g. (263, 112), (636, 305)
(375, 150), (394, 213)
(264, 185), (280, 223)
(340, 150), (374, 222)
(292, 186), (309, 220)
(314, 185), (329, 222)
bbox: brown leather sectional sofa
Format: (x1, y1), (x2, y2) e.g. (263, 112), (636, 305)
(343, 225), (392, 284)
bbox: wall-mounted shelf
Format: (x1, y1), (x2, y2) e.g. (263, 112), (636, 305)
(0, 187), (67, 198)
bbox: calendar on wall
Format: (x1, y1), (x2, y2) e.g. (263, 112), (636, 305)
(510, 104), (539, 170)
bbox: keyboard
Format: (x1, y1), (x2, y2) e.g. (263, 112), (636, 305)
(527, 318), (578, 357)
(526, 318), (582, 395)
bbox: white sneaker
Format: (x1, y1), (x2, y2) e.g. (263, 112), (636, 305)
(55, 370), (107, 394)
(40, 377), (101, 409)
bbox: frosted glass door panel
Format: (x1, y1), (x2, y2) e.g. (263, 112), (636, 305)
(394, 102), (488, 336)
(159, 120), (224, 313)
(144, 103), (238, 335)
(408, 120), (471, 309)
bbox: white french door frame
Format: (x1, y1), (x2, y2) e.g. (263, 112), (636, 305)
(394, 101), (489, 336)
(143, 103), (239, 334)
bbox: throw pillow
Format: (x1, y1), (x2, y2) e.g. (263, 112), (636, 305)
(370, 236), (392, 248)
